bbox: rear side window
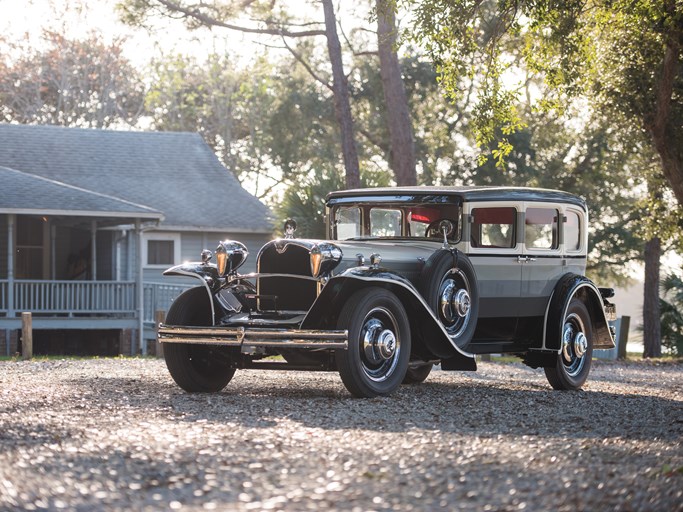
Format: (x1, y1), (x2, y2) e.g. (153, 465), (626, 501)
(526, 208), (559, 250)
(471, 207), (516, 248)
(565, 211), (581, 251)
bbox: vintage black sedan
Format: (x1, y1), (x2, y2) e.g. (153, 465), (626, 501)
(157, 187), (616, 397)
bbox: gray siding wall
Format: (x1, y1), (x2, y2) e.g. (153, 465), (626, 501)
(143, 230), (272, 286)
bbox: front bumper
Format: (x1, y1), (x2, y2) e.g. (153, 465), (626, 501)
(157, 325), (348, 350)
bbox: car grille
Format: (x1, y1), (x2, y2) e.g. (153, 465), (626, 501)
(257, 243), (317, 311)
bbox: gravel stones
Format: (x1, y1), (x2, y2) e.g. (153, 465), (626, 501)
(0, 359), (681, 511)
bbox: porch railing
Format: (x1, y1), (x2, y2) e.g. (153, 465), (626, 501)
(0, 280), (136, 315)
(143, 282), (192, 323)
(0, 280), (191, 324)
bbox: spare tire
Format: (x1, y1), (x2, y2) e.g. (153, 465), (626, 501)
(419, 249), (479, 349)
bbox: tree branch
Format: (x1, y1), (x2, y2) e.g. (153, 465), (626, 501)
(280, 37), (333, 91)
(154, 0), (326, 37)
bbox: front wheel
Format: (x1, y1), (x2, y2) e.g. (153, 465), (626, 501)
(336, 287), (411, 398)
(163, 287), (236, 392)
(544, 299), (593, 390)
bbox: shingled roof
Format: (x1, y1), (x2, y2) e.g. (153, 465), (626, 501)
(0, 124), (272, 233)
(0, 166), (163, 221)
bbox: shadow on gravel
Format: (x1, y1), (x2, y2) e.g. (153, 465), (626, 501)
(67, 374), (683, 442)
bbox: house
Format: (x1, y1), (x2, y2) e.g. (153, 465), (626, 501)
(0, 124), (272, 356)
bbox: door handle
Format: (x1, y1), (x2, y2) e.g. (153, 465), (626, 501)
(517, 256), (537, 263)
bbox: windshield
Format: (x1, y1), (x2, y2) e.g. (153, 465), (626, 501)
(331, 203), (461, 241)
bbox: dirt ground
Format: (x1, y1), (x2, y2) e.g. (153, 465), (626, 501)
(0, 358), (681, 511)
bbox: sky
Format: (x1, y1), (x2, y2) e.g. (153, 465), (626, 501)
(0, 0), (258, 67)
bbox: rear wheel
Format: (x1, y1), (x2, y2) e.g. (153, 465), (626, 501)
(544, 299), (593, 390)
(163, 287), (236, 392)
(336, 287), (411, 398)
(402, 363), (433, 384)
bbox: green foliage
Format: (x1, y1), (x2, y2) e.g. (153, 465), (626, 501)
(406, 0), (683, 197)
(660, 270), (683, 355)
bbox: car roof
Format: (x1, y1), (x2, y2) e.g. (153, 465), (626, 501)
(326, 186), (587, 210)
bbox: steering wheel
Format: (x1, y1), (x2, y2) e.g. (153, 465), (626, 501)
(425, 219), (454, 239)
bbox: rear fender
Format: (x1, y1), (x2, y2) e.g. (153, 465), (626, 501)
(543, 273), (616, 351)
(163, 263), (221, 324)
(302, 267), (476, 369)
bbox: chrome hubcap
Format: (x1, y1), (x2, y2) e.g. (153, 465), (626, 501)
(360, 309), (401, 382)
(438, 269), (472, 340)
(561, 313), (588, 377)
(574, 332), (588, 358)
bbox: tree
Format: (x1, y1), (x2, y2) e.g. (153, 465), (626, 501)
(375, 0), (417, 185)
(0, 31), (144, 127)
(119, 0), (361, 187)
(407, 0), (683, 206)
(660, 269), (683, 356)
(321, 0), (360, 188)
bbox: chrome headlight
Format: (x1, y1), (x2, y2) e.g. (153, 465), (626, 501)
(215, 240), (248, 276)
(310, 242), (343, 278)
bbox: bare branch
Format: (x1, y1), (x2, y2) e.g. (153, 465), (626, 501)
(154, 0), (326, 37)
(280, 36), (333, 91)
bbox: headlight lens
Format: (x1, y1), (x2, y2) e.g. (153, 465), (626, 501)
(310, 243), (342, 278)
(215, 240), (249, 276)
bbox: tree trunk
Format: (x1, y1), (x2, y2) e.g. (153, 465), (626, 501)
(322, 0), (361, 189)
(376, 1), (417, 186)
(646, 1), (683, 206)
(642, 236), (662, 358)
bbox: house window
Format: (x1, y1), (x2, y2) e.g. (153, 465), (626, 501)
(143, 233), (180, 267)
(148, 240), (174, 265)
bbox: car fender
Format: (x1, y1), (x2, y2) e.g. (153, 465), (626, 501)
(163, 263), (220, 324)
(302, 266), (477, 369)
(543, 273), (616, 351)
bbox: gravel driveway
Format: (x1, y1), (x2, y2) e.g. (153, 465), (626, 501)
(0, 358), (681, 511)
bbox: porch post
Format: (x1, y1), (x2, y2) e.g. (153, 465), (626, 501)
(7, 214), (14, 317)
(50, 223), (57, 279)
(6, 214), (14, 356)
(90, 220), (97, 280)
(135, 219), (144, 355)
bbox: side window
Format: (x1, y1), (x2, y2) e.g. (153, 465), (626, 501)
(525, 208), (558, 250)
(471, 207), (516, 248)
(565, 211), (581, 251)
(370, 208), (402, 237)
(335, 207), (361, 239)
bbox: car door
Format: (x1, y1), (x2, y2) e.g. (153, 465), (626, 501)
(520, 203), (564, 319)
(465, 202), (523, 341)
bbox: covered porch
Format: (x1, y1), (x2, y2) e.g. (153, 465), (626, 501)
(0, 166), (165, 355)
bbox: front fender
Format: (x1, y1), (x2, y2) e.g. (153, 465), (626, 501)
(544, 273), (616, 351)
(301, 266), (476, 369)
(163, 262), (221, 324)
